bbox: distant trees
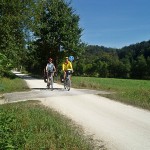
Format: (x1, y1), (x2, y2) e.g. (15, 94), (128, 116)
(118, 41), (150, 79)
(73, 40), (150, 79)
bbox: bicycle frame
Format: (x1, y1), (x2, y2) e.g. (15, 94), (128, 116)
(47, 71), (54, 90)
(64, 70), (72, 91)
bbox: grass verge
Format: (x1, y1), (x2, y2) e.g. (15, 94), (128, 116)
(72, 76), (150, 110)
(0, 76), (29, 94)
(0, 101), (105, 150)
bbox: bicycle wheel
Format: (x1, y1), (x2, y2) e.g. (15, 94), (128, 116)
(50, 76), (53, 90)
(65, 79), (71, 91)
(64, 80), (66, 89)
(47, 77), (50, 89)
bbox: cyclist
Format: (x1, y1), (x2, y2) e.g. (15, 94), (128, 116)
(46, 58), (56, 87)
(62, 57), (73, 81)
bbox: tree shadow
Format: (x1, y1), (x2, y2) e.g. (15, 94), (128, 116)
(17, 74), (42, 80)
(31, 87), (64, 91)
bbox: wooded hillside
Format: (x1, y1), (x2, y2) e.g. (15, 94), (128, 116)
(74, 40), (150, 79)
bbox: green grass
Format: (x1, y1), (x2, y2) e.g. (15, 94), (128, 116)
(0, 77), (29, 94)
(0, 101), (104, 150)
(72, 77), (150, 110)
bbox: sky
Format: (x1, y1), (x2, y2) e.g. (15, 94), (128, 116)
(71, 0), (150, 48)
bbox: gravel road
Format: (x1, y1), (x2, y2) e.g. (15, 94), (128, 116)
(4, 72), (150, 150)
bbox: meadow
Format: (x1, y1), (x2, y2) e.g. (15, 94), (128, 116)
(0, 77), (29, 94)
(72, 77), (150, 110)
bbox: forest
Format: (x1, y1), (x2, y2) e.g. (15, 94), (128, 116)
(0, 0), (150, 80)
(75, 41), (150, 79)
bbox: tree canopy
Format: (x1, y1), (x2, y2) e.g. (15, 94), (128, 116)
(0, 0), (84, 75)
(74, 40), (150, 79)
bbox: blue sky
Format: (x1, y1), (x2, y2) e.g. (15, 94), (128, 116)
(71, 0), (150, 48)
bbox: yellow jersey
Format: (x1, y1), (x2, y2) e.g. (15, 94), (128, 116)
(62, 61), (73, 71)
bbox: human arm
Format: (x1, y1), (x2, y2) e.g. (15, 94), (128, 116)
(45, 64), (48, 72)
(62, 63), (65, 71)
(69, 61), (73, 72)
(53, 65), (56, 72)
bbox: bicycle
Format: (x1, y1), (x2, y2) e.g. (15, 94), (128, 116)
(47, 71), (54, 90)
(64, 70), (72, 91)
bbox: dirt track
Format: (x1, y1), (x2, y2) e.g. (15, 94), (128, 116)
(4, 72), (150, 150)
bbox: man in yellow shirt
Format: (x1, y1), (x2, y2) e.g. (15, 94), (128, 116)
(62, 57), (73, 80)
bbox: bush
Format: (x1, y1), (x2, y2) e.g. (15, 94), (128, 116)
(0, 53), (13, 77)
(0, 111), (28, 149)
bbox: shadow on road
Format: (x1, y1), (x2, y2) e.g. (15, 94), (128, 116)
(31, 88), (65, 91)
(18, 75), (42, 80)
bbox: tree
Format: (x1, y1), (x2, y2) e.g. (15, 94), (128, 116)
(28, 0), (83, 73)
(119, 57), (131, 78)
(147, 57), (150, 79)
(0, 0), (36, 71)
(97, 61), (108, 78)
(131, 55), (147, 79)
(0, 53), (13, 77)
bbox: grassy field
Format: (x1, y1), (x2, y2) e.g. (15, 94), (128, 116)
(0, 76), (29, 94)
(0, 101), (103, 150)
(72, 76), (150, 110)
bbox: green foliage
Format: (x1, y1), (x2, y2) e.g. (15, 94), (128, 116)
(1, 0), (149, 80)
(74, 40), (150, 79)
(25, 0), (84, 74)
(0, 101), (101, 150)
(0, 53), (13, 77)
(131, 55), (148, 79)
(118, 40), (150, 79)
(0, 77), (29, 94)
(0, 0), (37, 70)
(0, 111), (28, 149)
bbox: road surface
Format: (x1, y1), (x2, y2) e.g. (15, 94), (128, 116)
(4, 72), (150, 150)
